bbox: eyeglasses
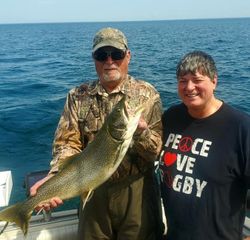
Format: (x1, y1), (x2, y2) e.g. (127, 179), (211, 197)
(93, 49), (126, 62)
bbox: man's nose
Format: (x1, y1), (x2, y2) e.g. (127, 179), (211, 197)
(105, 55), (114, 64)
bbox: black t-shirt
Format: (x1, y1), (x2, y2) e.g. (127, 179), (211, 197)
(159, 102), (250, 240)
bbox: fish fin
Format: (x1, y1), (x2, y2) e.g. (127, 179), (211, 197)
(81, 190), (94, 210)
(0, 202), (32, 236)
(0, 222), (9, 235)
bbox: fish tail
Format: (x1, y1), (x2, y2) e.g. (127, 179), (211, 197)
(0, 202), (32, 236)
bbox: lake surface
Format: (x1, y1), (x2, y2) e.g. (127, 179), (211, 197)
(0, 18), (250, 209)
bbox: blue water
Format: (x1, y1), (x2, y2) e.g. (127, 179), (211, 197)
(0, 18), (250, 209)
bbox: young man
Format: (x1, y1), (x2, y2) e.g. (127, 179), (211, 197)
(30, 27), (164, 240)
(159, 51), (250, 240)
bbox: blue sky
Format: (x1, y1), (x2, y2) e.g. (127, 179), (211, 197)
(0, 0), (250, 24)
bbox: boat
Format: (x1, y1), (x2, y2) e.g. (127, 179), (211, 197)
(1, 170), (250, 239)
(0, 170), (79, 240)
(0, 209), (78, 240)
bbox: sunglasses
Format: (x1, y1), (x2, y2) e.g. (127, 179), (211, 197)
(93, 49), (126, 62)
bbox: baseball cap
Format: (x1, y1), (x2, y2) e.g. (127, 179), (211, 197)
(92, 27), (128, 53)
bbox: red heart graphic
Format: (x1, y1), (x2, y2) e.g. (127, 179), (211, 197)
(164, 152), (177, 166)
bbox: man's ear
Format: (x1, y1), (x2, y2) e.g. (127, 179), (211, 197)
(126, 50), (131, 64)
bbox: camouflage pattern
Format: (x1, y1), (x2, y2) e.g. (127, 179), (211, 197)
(50, 75), (163, 181)
(92, 27), (128, 52)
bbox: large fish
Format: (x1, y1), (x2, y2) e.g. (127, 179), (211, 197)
(0, 96), (144, 236)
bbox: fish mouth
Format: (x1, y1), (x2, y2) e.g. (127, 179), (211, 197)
(107, 98), (144, 142)
(123, 100), (130, 120)
(135, 104), (144, 115)
(124, 104), (144, 138)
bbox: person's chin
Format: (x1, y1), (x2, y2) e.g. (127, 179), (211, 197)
(103, 73), (121, 82)
(184, 99), (201, 109)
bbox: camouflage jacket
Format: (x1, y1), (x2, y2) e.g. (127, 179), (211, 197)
(50, 75), (163, 181)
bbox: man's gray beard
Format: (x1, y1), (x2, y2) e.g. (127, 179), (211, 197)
(103, 72), (121, 82)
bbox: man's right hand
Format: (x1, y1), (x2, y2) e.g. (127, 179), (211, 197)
(30, 175), (63, 211)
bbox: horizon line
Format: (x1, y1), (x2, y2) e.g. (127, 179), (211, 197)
(0, 16), (250, 25)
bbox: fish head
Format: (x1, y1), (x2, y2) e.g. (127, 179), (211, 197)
(107, 96), (144, 141)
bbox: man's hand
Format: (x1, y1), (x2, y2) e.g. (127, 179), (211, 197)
(135, 117), (148, 135)
(30, 175), (63, 211)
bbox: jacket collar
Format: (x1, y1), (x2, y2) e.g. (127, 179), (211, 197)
(87, 75), (134, 97)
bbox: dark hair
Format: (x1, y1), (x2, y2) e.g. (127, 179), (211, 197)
(176, 51), (217, 79)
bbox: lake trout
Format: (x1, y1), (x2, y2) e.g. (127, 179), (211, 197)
(0, 96), (144, 236)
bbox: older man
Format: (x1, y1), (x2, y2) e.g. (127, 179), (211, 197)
(31, 27), (164, 240)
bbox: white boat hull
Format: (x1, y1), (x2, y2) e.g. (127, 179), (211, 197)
(0, 209), (78, 240)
